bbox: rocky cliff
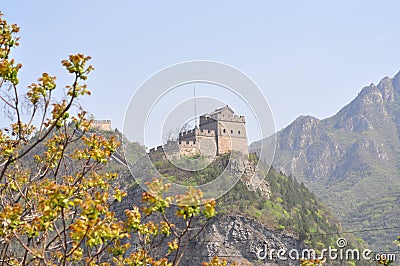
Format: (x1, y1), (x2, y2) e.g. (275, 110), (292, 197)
(183, 215), (305, 265)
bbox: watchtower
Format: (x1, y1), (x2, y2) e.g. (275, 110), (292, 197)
(92, 120), (112, 131)
(178, 106), (248, 155)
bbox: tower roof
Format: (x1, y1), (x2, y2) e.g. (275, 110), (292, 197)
(209, 105), (234, 116)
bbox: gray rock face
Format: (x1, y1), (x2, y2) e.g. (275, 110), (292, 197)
(183, 215), (304, 265)
(250, 71), (400, 251)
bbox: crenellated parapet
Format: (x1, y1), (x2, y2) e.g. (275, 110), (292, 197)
(179, 128), (216, 139)
(178, 140), (197, 147)
(208, 114), (245, 123)
(149, 145), (164, 154)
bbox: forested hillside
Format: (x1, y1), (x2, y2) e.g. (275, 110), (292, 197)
(119, 144), (367, 264)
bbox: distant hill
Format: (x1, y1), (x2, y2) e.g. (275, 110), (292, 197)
(250, 71), (400, 251)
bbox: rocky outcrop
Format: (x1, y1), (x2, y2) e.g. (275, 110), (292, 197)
(240, 159), (271, 199)
(183, 215), (304, 265)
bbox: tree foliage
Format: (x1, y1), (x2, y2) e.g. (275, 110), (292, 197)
(0, 12), (217, 265)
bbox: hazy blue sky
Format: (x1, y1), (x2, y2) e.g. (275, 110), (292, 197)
(2, 1), (400, 144)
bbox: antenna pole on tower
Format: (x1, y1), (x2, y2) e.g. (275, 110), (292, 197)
(194, 83), (197, 128)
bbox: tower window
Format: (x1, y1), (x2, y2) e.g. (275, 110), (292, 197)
(223, 129), (226, 133)
(238, 130), (241, 134)
(230, 130), (233, 134)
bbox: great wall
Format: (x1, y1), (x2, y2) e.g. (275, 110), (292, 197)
(149, 106), (249, 159)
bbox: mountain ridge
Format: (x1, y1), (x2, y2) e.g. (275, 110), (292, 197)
(250, 70), (400, 251)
